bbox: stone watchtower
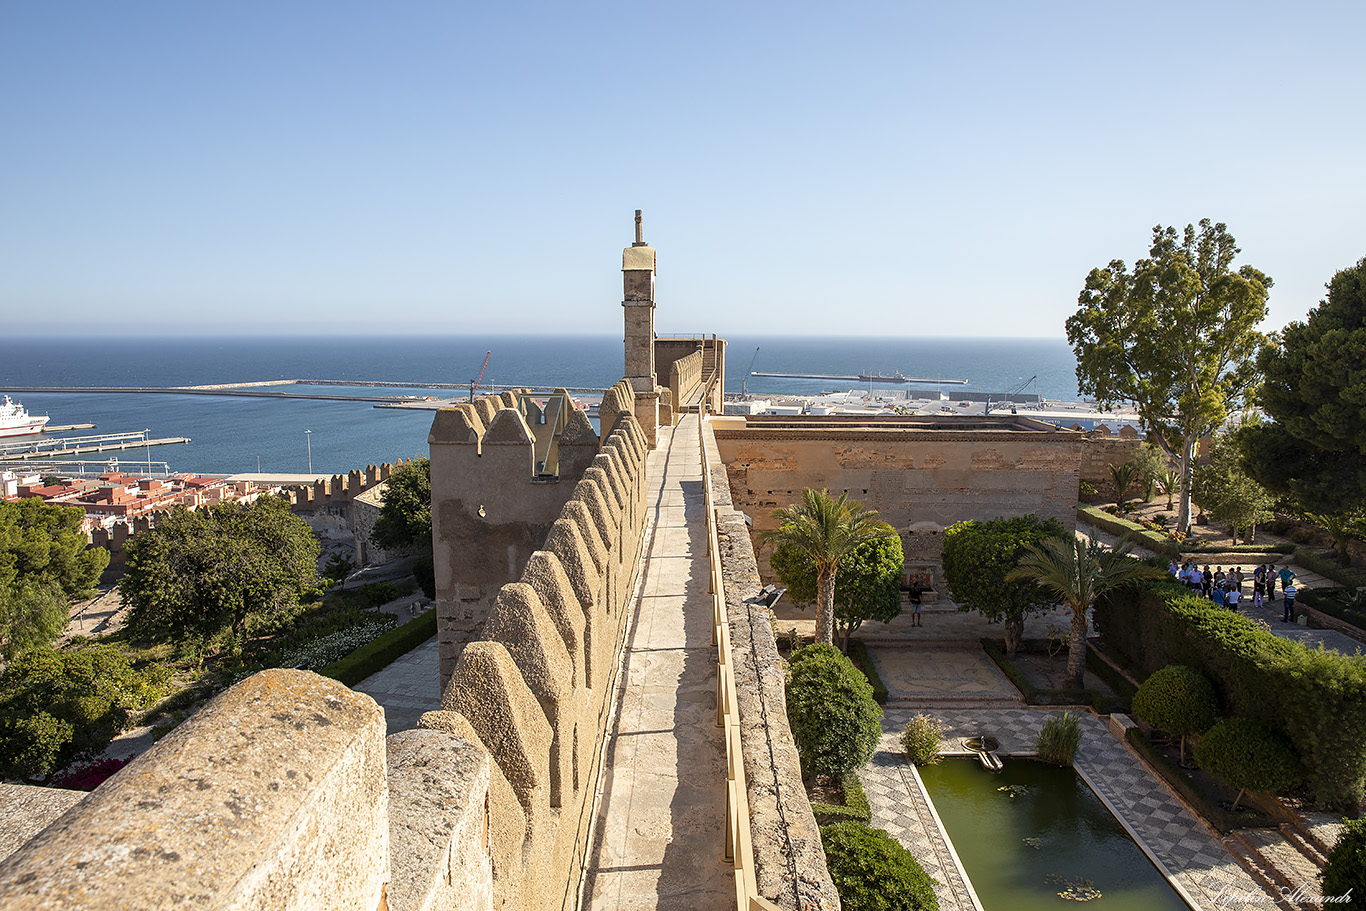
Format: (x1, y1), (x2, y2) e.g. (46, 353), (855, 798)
(622, 210), (662, 447)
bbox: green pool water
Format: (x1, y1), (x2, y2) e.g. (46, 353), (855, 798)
(917, 757), (1190, 911)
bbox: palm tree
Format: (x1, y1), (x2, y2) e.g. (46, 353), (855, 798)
(1006, 534), (1165, 689)
(758, 489), (895, 647)
(1109, 461), (1139, 511)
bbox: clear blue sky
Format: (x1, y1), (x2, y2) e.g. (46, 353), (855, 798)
(3, 2), (1362, 338)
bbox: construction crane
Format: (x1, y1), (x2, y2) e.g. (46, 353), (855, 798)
(985, 374), (1037, 415)
(741, 346), (760, 397)
(468, 351), (491, 401)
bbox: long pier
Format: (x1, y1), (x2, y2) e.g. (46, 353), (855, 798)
(752, 371), (970, 385)
(0, 431), (190, 462)
(4, 381), (608, 402)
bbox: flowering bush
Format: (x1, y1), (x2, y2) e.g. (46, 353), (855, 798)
(271, 618), (398, 671)
(50, 756), (130, 791)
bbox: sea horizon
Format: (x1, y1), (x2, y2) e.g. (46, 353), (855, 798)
(0, 334), (1084, 477)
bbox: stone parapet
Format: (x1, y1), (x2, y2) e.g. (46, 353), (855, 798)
(705, 422), (841, 910)
(0, 670), (389, 911)
(424, 392), (650, 911)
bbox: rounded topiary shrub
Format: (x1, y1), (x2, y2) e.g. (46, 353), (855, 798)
(821, 821), (939, 911)
(787, 643), (883, 779)
(1194, 718), (1300, 811)
(1132, 665), (1218, 764)
(1322, 816), (1366, 905)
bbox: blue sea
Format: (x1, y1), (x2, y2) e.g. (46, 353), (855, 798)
(0, 335), (1081, 477)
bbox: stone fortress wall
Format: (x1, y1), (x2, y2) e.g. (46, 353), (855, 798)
(714, 413), (1087, 589)
(0, 380), (653, 911)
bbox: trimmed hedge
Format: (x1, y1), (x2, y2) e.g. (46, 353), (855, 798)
(1184, 542), (1296, 555)
(820, 821), (940, 911)
(1125, 727), (1269, 832)
(980, 638), (1130, 714)
(1094, 576), (1366, 809)
(1322, 817), (1366, 904)
(1077, 505), (1180, 556)
(1293, 547), (1366, 589)
(319, 608), (437, 687)
(810, 772), (873, 824)
(846, 639), (889, 705)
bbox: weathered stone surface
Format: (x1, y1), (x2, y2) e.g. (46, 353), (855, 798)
(561, 501), (607, 573)
(417, 710), (525, 901)
(429, 405), (484, 446)
(708, 423), (841, 911)
(0, 670), (389, 911)
(0, 785), (85, 865)
(522, 551), (588, 689)
(441, 642), (552, 817)
(483, 584), (576, 807)
(484, 408), (534, 445)
(544, 519), (601, 614)
(386, 729), (493, 911)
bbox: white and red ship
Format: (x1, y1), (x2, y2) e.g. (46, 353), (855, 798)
(0, 396), (50, 439)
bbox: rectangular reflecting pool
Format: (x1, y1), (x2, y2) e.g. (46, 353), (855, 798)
(918, 757), (1190, 911)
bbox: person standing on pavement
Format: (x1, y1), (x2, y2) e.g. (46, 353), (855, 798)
(1283, 578), (1298, 623)
(1253, 564), (1267, 608)
(1225, 584), (1242, 612)
(1266, 564), (1278, 603)
(1279, 565), (1295, 597)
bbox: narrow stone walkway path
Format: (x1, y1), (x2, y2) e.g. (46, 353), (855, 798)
(581, 414), (731, 910)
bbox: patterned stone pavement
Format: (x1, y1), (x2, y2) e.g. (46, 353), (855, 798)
(859, 698), (1270, 911)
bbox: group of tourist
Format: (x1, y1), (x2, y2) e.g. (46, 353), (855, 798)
(1169, 560), (1299, 621)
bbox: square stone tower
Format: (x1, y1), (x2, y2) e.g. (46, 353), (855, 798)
(622, 210), (661, 447)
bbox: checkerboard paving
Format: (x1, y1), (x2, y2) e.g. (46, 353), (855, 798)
(860, 707), (1268, 911)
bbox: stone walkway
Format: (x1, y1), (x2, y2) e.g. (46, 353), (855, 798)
(859, 648), (1270, 911)
(352, 636), (441, 735)
(581, 414), (731, 910)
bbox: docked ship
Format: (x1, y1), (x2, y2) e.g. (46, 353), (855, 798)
(0, 396), (50, 438)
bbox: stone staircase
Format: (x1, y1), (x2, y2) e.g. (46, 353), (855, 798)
(1221, 819), (1332, 910)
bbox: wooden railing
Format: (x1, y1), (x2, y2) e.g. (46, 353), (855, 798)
(698, 378), (782, 911)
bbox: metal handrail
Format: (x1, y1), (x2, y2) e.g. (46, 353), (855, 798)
(698, 388), (782, 911)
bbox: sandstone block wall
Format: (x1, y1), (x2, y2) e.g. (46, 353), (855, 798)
(1077, 427), (1145, 498)
(429, 391), (604, 691)
(714, 415), (1084, 576)
(668, 348), (703, 414)
(423, 397), (649, 911)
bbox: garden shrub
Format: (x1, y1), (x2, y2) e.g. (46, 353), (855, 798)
(786, 643), (883, 779)
(1076, 505), (1180, 556)
(1035, 711), (1082, 766)
(1092, 575), (1366, 809)
(1194, 718), (1300, 811)
(901, 714), (946, 766)
(320, 608), (437, 687)
(820, 820), (939, 911)
(1294, 548), (1366, 589)
(0, 644), (169, 780)
(1131, 665), (1217, 764)
(1322, 817), (1366, 905)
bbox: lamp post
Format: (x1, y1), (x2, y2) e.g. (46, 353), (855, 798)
(305, 430), (313, 475)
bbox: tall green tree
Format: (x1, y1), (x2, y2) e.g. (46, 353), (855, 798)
(123, 497), (320, 650)
(1239, 256), (1366, 516)
(1006, 534), (1165, 689)
(0, 498), (109, 660)
(1066, 220), (1272, 533)
(770, 534), (903, 651)
(372, 457), (431, 551)
(941, 515), (1064, 656)
(758, 489), (895, 647)
(1192, 432), (1275, 543)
